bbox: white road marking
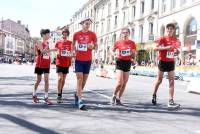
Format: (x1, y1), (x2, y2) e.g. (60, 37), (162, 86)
(85, 88), (111, 100)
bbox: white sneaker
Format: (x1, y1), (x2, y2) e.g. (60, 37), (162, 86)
(168, 99), (180, 109)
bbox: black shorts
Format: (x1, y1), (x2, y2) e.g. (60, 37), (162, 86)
(158, 60), (175, 72)
(116, 59), (132, 72)
(56, 66), (69, 74)
(34, 67), (50, 75)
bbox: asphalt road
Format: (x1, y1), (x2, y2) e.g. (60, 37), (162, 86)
(0, 64), (199, 134)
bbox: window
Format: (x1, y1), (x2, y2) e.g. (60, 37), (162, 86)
(123, 12), (126, 26)
(139, 25), (144, 42)
(101, 7), (104, 19)
(101, 22), (104, 34)
(112, 34), (117, 44)
(91, 9), (93, 17)
(175, 24), (180, 37)
(131, 29), (135, 39)
(185, 18), (197, 47)
(151, 0), (154, 10)
(161, 0), (166, 13)
(108, 3), (111, 15)
(132, 6), (136, 20)
(160, 26), (165, 36)
(141, 1), (145, 15)
(107, 19), (111, 32)
(149, 23), (153, 35)
(170, 0), (176, 9)
(96, 24), (99, 33)
(187, 18), (197, 35)
(115, 0), (119, 9)
(115, 15), (118, 28)
(124, 0), (127, 6)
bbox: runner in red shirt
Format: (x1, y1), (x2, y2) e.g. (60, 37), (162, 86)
(73, 18), (98, 110)
(152, 23), (181, 109)
(33, 29), (52, 105)
(54, 29), (73, 103)
(111, 27), (136, 105)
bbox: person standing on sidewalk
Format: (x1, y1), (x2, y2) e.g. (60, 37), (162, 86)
(152, 23), (181, 109)
(54, 29), (73, 103)
(32, 29), (52, 105)
(73, 18), (98, 110)
(111, 27), (136, 105)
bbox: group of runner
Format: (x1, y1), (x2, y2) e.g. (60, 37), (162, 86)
(32, 17), (181, 110)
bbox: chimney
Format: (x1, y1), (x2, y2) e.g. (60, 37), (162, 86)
(17, 20), (21, 24)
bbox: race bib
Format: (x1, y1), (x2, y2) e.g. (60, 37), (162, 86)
(121, 49), (131, 57)
(43, 53), (49, 59)
(166, 51), (174, 58)
(61, 49), (71, 57)
(77, 44), (87, 51)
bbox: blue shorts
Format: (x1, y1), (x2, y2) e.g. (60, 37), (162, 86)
(75, 60), (92, 74)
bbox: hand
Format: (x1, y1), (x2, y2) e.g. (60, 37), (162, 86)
(42, 49), (48, 54)
(88, 43), (94, 49)
(165, 46), (173, 50)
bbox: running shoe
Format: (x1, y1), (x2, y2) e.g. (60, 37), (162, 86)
(44, 97), (53, 105)
(116, 98), (123, 106)
(152, 94), (157, 105)
(168, 99), (180, 109)
(57, 96), (63, 103)
(74, 94), (79, 106)
(78, 100), (87, 111)
(111, 95), (116, 105)
(32, 95), (40, 103)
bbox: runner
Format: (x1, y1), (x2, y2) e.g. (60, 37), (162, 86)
(73, 18), (98, 110)
(32, 29), (52, 105)
(152, 23), (181, 109)
(111, 27), (136, 105)
(54, 29), (73, 103)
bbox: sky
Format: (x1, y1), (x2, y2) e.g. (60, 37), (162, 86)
(0, 0), (87, 37)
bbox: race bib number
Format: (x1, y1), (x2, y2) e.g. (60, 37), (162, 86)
(43, 53), (49, 59)
(166, 51), (174, 58)
(77, 44), (87, 51)
(61, 49), (71, 57)
(121, 49), (131, 57)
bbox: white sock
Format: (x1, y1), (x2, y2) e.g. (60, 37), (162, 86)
(44, 92), (48, 98)
(33, 90), (37, 96)
(78, 98), (82, 103)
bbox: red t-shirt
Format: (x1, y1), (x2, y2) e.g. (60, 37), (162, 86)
(55, 40), (72, 67)
(35, 42), (51, 68)
(156, 36), (180, 62)
(113, 39), (136, 61)
(73, 30), (97, 61)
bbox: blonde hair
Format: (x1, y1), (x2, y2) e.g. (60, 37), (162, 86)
(121, 27), (130, 34)
(120, 27), (130, 39)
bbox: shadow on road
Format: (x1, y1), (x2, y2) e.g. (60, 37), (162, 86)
(0, 113), (61, 134)
(0, 90), (200, 120)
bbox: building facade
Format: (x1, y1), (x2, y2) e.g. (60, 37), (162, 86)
(0, 19), (34, 61)
(158, 0), (200, 64)
(68, 0), (200, 65)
